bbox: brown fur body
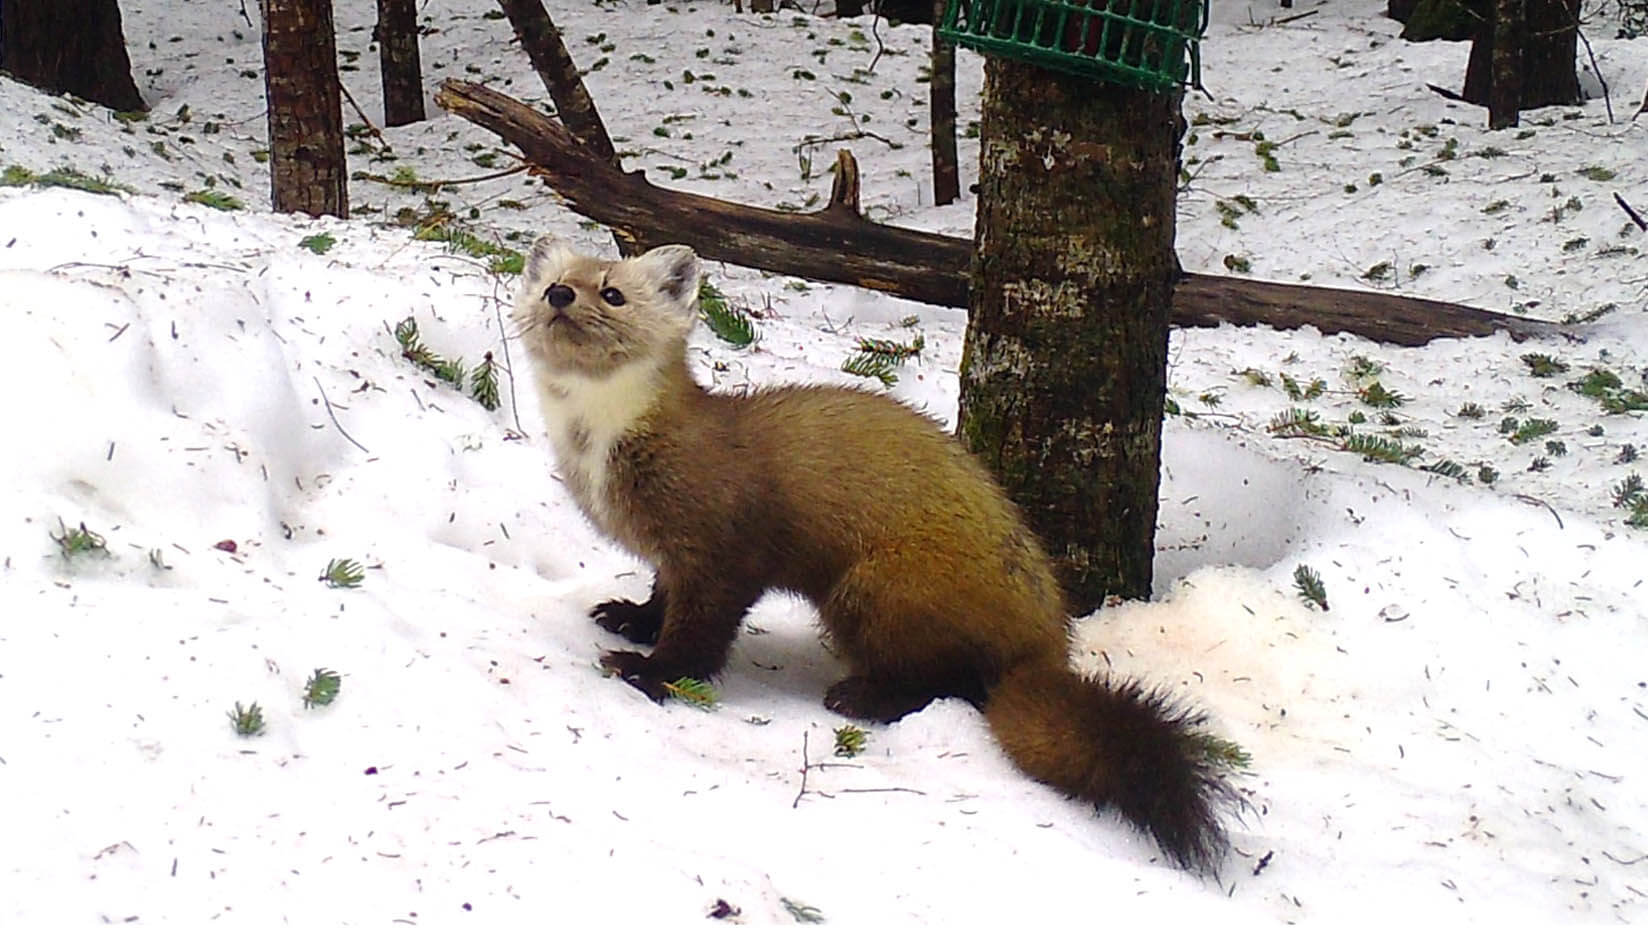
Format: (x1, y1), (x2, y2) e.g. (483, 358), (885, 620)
(513, 237), (1236, 872)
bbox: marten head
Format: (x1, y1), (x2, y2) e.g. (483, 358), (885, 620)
(512, 236), (701, 379)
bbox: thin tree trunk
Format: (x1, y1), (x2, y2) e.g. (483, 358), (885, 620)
(376, 0), (425, 126)
(1464, 0), (1579, 109)
(263, 0), (348, 218)
(494, 0), (616, 163)
(958, 60), (1182, 611)
(0, 0), (145, 112)
(1487, 0), (1522, 128)
(929, 0), (960, 206)
(493, 0), (634, 254)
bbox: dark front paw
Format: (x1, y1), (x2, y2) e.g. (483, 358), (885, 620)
(599, 650), (674, 702)
(591, 598), (663, 645)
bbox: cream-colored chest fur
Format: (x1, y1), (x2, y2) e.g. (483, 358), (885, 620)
(532, 362), (661, 530)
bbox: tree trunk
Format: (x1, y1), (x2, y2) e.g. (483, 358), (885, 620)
(1400, 0), (1482, 41)
(958, 60), (1181, 612)
(376, 0), (425, 126)
(1487, 0), (1522, 128)
(1388, 0), (1419, 21)
(929, 0), (959, 206)
(1463, 0), (1580, 110)
(263, 0), (348, 218)
(0, 0), (145, 112)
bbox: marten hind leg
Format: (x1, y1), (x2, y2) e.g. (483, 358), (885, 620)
(818, 562), (991, 722)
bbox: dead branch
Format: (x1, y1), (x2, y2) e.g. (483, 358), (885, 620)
(435, 78), (1566, 348)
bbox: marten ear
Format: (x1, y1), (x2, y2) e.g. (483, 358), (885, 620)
(525, 235), (577, 285)
(631, 244), (700, 320)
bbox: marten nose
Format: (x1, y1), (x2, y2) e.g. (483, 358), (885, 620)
(545, 283), (575, 309)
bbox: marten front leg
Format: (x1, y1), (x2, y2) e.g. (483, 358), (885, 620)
(591, 579), (665, 645)
(599, 575), (761, 703)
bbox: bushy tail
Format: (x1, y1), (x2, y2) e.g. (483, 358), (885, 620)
(984, 660), (1240, 874)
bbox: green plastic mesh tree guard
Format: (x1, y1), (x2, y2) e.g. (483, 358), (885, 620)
(938, 0), (1207, 91)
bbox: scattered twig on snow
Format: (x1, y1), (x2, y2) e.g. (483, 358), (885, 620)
(337, 80), (391, 154)
(356, 164), (528, 192)
(1576, 27), (1613, 123)
(1615, 193), (1648, 232)
(313, 376), (370, 454)
(1272, 8), (1319, 25)
(1514, 493), (1563, 530)
(793, 730), (812, 809)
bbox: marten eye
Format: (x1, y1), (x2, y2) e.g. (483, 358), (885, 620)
(599, 286), (626, 306)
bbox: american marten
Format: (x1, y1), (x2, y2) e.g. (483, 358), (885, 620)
(512, 236), (1239, 872)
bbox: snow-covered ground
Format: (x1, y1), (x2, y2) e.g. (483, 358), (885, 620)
(1, 0), (1645, 925)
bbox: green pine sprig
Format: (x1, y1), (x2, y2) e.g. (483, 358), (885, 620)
(321, 558), (365, 588)
(1280, 372), (1326, 400)
(698, 279), (758, 348)
(842, 352), (899, 387)
(395, 316), (503, 399)
(833, 724), (868, 758)
(855, 334), (925, 361)
(431, 355), (466, 389)
(663, 677), (718, 709)
(1187, 731), (1252, 771)
(1420, 459), (1470, 482)
(1507, 417), (1559, 445)
(303, 668), (343, 708)
(298, 232), (336, 255)
(394, 316), (443, 370)
(470, 351), (501, 411)
(1570, 369), (1648, 414)
(1342, 433), (1424, 464)
(227, 701), (266, 737)
(1357, 381), (1408, 409)
(1293, 564), (1329, 610)
(1613, 473), (1648, 527)
(1346, 354), (1384, 381)
(1268, 407), (1329, 437)
(1521, 352), (1570, 378)
(842, 331), (925, 388)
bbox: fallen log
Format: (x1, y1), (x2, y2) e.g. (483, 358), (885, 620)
(435, 78), (1566, 348)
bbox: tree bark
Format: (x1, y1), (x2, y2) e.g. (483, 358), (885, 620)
(1463, 0), (1580, 110)
(494, 0), (616, 164)
(0, 0), (145, 112)
(376, 0), (425, 126)
(434, 78), (1564, 348)
(957, 60), (1178, 610)
(929, 0), (960, 206)
(1487, 0), (1522, 128)
(263, 0), (348, 218)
